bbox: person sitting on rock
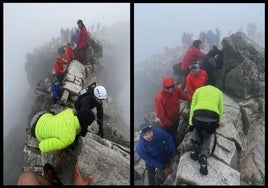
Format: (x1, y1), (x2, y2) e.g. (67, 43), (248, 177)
(136, 122), (180, 186)
(50, 79), (63, 104)
(54, 55), (68, 82)
(65, 42), (75, 64)
(74, 85), (107, 138)
(180, 40), (206, 90)
(188, 84), (224, 175)
(186, 63), (208, 97)
(30, 108), (100, 156)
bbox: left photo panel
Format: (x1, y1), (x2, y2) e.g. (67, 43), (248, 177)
(4, 3), (130, 185)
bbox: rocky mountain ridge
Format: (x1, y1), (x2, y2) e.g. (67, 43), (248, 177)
(134, 32), (264, 185)
(22, 29), (130, 185)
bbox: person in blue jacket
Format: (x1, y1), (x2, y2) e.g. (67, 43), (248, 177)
(136, 122), (180, 185)
(50, 79), (62, 104)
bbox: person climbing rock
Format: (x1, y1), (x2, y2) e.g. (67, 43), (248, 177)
(188, 84), (224, 175)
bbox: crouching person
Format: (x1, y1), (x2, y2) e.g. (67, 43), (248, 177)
(188, 84), (224, 175)
(136, 122), (180, 185)
(30, 108), (96, 158)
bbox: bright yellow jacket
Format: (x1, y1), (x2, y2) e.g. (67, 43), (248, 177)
(189, 85), (223, 125)
(35, 108), (80, 153)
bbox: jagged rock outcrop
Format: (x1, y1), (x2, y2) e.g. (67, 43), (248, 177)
(23, 31), (130, 185)
(134, 32), (264, 185)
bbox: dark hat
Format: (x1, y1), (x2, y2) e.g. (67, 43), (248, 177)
(77, 19), (83, 24)
(139, 122), (152, 135)
(192, 40), (202, 48)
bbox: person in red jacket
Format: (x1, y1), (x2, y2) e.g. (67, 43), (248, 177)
(54, 55), (68, 82)
(76, 19), (88, 65)
(155, 76), (191, 145)
(180, 40), (206, 90)
(65, 42), (75, 64)
(186, 63), (208, 97)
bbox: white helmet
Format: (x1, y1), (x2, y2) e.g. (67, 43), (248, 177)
(94, 86), (107, 99)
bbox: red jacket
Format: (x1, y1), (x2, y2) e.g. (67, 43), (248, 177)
(186, 70), (208, 97)
(155, 86), (191, 127)
(181, 46), (205, 70)
(54, 58), (67, 74)
(65, 46), (74, 63)
(77, 26), (88, 49)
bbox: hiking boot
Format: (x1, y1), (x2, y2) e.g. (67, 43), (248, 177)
(199, 154), (208, 175)
(190, 139), (200, 161)
(190, 151), (199, 161)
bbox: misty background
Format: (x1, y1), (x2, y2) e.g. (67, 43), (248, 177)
(3, 3), (129, 185)
(134, 3), (265, 128)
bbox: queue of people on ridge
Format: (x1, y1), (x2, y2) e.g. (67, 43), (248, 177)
(136, 34), (224, 185)
(182, 28), (221, 51)
(18, 19), (108, 185)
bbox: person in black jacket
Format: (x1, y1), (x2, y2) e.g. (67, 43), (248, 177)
(75, 85), (107, 138)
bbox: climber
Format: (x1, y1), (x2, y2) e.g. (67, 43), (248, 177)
(54, 54), (68, 82)
(186, 63), (208, 98)
(155, 76), (191, 146)
(187, 84), (224, 175)
(65, 42), (75, 64)
(75, 19), (89, 65)
(199, 45), (223, 85)
(199, 31), (206, 50)
(74, 85), (107, 138)
(136, 122), (180, 186)
(30, 107), (101, 155)
(71, 29), (80, 45)
(205, 30), (217, 50)
(50, 79), (63, 104)
(179, 40), (206, 90)
(17, 162), (92, 185)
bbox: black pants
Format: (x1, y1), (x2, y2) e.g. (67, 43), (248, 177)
(146, 163), (168, 186)
(191, 110), (219, 157)
(77, 109), (95, 137)
(161, 121), (179, 146)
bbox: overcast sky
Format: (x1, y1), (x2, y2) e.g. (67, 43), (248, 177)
(134, 3), (265, 63)
(3, 3), (130, 185)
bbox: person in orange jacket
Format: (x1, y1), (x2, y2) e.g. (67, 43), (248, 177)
(65, 42), (75, 64)
(186, 63), (208, 97)
(155, 76), (191, 145)
(180, 40), (206, 90)
(54, 55), (68, 82)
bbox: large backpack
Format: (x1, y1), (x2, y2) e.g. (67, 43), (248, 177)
(74, 82), (96, 110)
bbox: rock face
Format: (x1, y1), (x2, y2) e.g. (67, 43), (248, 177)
(134, 32), (264, 185)
(23, 32), (130, 185)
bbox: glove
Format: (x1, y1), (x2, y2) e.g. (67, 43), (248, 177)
(172, 154), (180, 164)
(163, 166), (172, 175)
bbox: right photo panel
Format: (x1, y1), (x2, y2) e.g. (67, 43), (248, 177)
(134, 3), (265, 186)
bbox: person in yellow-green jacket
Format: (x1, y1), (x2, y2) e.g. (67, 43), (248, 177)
(187, 84), (224, 175)
(30, 108), (94, 155)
